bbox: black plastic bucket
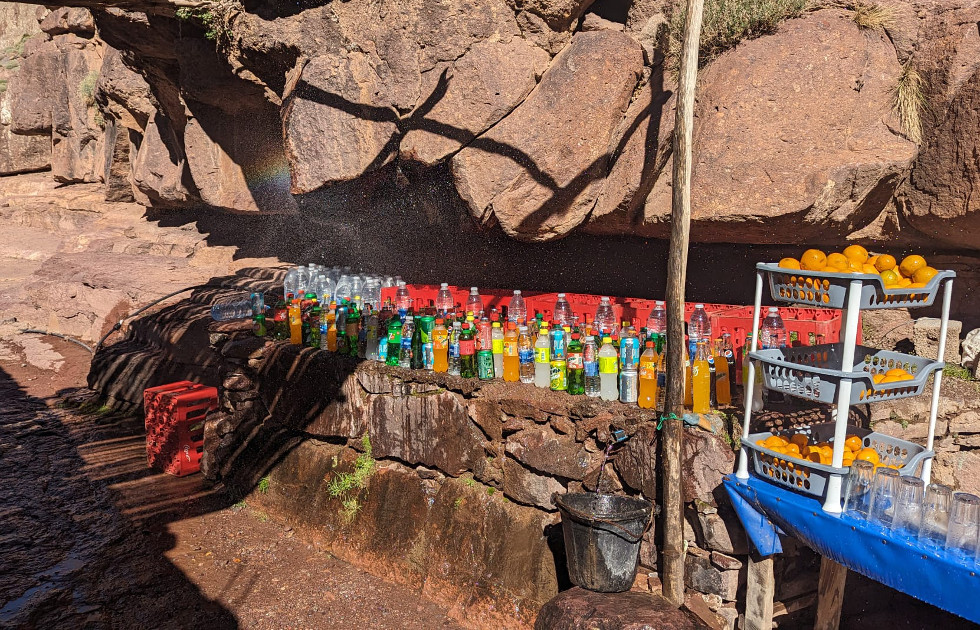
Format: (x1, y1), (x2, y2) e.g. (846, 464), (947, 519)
(554, 492), (653, 593)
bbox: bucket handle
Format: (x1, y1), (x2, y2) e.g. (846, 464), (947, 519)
(553, 493), (652, 544)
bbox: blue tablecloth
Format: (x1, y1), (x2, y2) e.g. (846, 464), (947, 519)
(723, 474), (980, 623)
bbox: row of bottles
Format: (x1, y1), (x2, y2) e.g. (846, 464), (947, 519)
(255, 282), (791, 414)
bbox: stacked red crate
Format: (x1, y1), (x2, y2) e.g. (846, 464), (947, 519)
(143, 382), (217, 477)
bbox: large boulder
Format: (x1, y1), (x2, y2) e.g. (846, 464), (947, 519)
(451, 30), (643, 242)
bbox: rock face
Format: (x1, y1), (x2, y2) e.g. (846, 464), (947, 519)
(535, 587), (706, 630)
(0, 3), (49, 175)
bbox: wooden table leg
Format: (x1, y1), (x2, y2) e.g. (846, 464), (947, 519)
(814, 556), (847, 630)
(744, 553), (775, 630)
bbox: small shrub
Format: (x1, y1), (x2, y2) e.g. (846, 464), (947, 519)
(670, 0), (810, 67)
(325, 433), (376, 523)
(257, 476), (270, 493)
(0, 79), (7, 95)
(944, 364), (975, 381)
(891, 61), (926, 144)
(850, 2), (895, 30)
(78, 70), (99, 107)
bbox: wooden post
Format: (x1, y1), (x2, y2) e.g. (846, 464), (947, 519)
(743, 554), (775, 630)
(814, 556), (847, 630)
(660, 0), (705, 609)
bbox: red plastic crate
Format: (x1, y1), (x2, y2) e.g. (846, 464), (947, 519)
(143, 381), (195, 428)
(714, 306), (861, 349)
(143, 383), (216, 477)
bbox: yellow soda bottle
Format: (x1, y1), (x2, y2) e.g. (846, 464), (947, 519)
(714, 339), (731, 405)
(684, 344), (694, 408)
(502, 323), (520, 382)
(692, 341), (711, 414)
(637, 341), (658, 409)
(432, 318), (449, 373)
(288, 299), (302, 345)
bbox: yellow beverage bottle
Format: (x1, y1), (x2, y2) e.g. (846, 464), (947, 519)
(432, 318), (449, 373)
(288, 300), (302, 345)
(684, 354), (693, 408)
(637, 341), (658, 409)
(692, 341), (711, 414)
(502, 323), (520, 382)
(714, 339), (731, 405)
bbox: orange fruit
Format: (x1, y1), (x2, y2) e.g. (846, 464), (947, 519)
(856, 447), (880, 465)
(898, 277), (913, 288)
(785, 443), (801, 456)
(912, 266), (939, 285)
(843, 245), (869, 263)
(899, 255), (927, 278)
(872, 373), (886, 384)
(843, 457), (855, 467)
(844, 435), (863, 451)
(845, 259), (863, 273)
(885, 368), (906, 377)
(880, 269), (901, 286)
(790, 434), (809, 449)
(801, 249), (828, 271)
(779, 257), (801, 270)
(861, 263), (878, 274)
(909, 282), (926, 288)
(867, 255), (879, 267)
(875, 254), (897, 272)
(826, 253), (849, 271)
(808, 452), (822, 463)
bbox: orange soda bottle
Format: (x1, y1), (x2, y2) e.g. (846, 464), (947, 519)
(714, 338), (731, 405)
(692, 341), (711, 414)
(637, 340), (658, 409)
(502, 323), (520, 382)
(432, 318), (449, 373)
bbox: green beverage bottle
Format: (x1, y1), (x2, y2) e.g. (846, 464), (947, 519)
(477, 349), (494, 380)
(411, 318), (424, 370)
(459, 322), (476, 378)
(567, 332), (584, 395)
(345, 303), (360, 356)
(385, 318), (402, 366)
(306, 306), (321, 348)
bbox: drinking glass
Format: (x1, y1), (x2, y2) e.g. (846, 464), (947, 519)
(946, 492), (980, 561)
(891, 475), (925, 537)
(843, 459), (876, 519)
(868, 468), (900, 528)
(920, 483), (952, 548)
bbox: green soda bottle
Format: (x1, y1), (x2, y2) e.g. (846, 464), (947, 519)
(567, 332), (584, 395)
(459, 322), (476, 378)
(385, 318), (402, 366)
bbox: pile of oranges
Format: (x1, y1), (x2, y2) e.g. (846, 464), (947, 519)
(757, 432), (899, 469)
(778, 245), (939, 290)
(873, 367), (914, 383)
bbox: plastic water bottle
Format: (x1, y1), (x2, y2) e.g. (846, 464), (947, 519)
(554, 293), (572, 328)
(211, 295), (252, 320)
(584, 335), (600, 397)
(509, 290), (527, 326)
(399, 315), (414, 368)
(534, 327), (550, 388)
(283, 267), (300, 301)
(594, 297), (615, 336)
(365, 310), (379, 360)
(518, 326), (535, 384)
(466, 287), (483, 318)
(647, 300), (666, 336)
(395, 281), (411, 311)
(448, 321), (462, 376)
(335, 274), (353, 304)
(760, 307), (788, 349)
(688, 304), (711, 346)
(436, 283), (453, 317)
(598, 337), (618, 401)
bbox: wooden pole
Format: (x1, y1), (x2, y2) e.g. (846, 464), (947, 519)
(661, 0), (705, 608)
(814, 556), (848, 630)
(744, 554), (775, 630)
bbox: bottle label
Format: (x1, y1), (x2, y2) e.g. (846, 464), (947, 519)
(423, 343), (434, 369)
(478, 351), (494, 379)
(459, 339), (475, 356)
(567, 352), (584, 369)
(503, 341), (517, 357)
(550, 362), (567, 390)
(378, 338), (388, 360)
(599, 356), (618, 374)
(584, 361), (598, 377)
(519, 348), (534, 364)
(448, 343), (460, 359)
(492, 339), (504, 354)
(639, 365), (656, 379)
(401, 338), (412, 351)
(274, 308), (287, 322)
(535, 347), (550, 363)
(387, 333), (401, 346)
(433, 330), (449, 349)
(551, 333), (566, 359)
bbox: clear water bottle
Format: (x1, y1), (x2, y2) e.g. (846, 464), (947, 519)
(396, 281), (411, 312)
(366, 310), (379, 360)
(594, 296), (615, 336)
(760, 307), (788, 349)
(647, 300), (666, 336)
(534, 327), (550, 388)
(335, 274), (353, 304)
(598, 337), (618, 401)
(448, 321), (462, 376)
(211, 294), (252, 321)
(317, 275), (335, 305)
(399, 315), (415, 368)
(688, 304), (711, 345)
(466, 287), (483, 318)
(554, 293), (572, 328)
(584, 335), (600, 397)
(283, 267), (300, 301)
(436, 283), (454, 316)
(509, 290), (527, 325)
(518, 326), (535, 384)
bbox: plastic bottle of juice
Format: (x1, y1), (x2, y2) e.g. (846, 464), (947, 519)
(598, 336), (618, 401)
(459, 322), (476, 378)
(714, 338), (731, 405)
(432, 319), (449, 373)
(638, 341), (658, 409)
(288, 298), (302, 345)
(684, 338), (694, 408)
(518, 326), (535, 384)
(492, 319), (505, 378)
(502, 323), (520, 382)
(534, 327), (550, 388)
(567, 333), (585, 395)
(692, 341), (711, 414)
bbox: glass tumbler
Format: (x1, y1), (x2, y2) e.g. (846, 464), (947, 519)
(891, 475), (925, 537)
(869, 468), (900, 528)
(946, 492), (980, 561)
(920, 483), (953, 547)
(843, 459), (876, 519)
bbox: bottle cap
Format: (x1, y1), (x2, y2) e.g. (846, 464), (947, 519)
(436, 318), (444, 324)
(558, 293), (566, 298)
(492, 321), (501, 327)
(695, 303), (704, 308)
(602, 337), (612, 343)
(571, 333), (580, 340)
(441, 283), (448, 288)
(646, 341), (654, 347)
(462, 322), (470, 329)
(470, 287), (478, 293)
(514, 290), (521, 295)
(768, 307), (779, 314)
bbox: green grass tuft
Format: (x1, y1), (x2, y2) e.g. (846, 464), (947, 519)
(850, 2), (895, 29)
(670, 0), (810, 68)
(944, 364), (975, 381)
(891, 61), (926, 144)
(257, 476), (270, 493)
(78, 70), (99, 107)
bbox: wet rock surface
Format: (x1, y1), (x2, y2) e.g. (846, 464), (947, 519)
(534, 587), (707, 629)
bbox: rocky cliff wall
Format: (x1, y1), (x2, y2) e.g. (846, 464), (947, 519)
(1, 0), (979, 251)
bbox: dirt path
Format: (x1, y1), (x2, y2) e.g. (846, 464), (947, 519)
(0, 335), (462, 630)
